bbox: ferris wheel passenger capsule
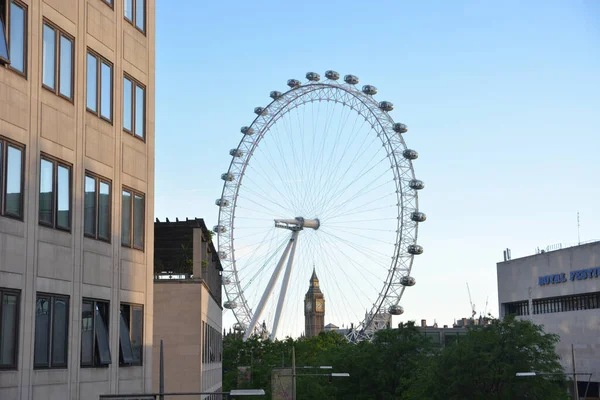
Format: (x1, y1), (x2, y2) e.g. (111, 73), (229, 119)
(233, 323), (246, 332)
(222, 276), (231, 285)
(409, 179), (425, 190)
(270, 91), (283, 100)
(221, 173), (234, 182)
(215, 198), (230, 207)
(230, 149), (244, 157)
(407, 244), (424, 255)
(362, 85), (378, 95)
(379, 101), (394, 111)
(213, 225), (227, 233)
(224, 301), (237, 309)
(287, 79), (301, 88)
(410, 212), (426, 222)
(393, 123), (408, 133)
(306, 72), (320, 81)
(241, 126), (255, 135)
(403, 149), (418, 160)
(325, 70), (340, 80)
(400, 276), (416, 286)
(344, 74), (359, 85)
(388, 305), (404, 315)
(254, 107), (268, 116)
(218, 251), (228, 260)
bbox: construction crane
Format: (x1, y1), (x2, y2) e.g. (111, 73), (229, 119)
(483, 296), (489, 317)
(466, 283), (476, 318)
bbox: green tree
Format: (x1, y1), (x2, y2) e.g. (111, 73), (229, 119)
(405, 316), (569, 400)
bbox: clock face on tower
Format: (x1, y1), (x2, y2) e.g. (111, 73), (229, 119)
(305, 301), (312, 312)
(316, 299), (324, 312)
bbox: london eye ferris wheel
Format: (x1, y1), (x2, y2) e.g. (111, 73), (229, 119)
(215, 70), (426, 342)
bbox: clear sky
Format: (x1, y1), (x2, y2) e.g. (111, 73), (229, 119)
(154, 0), (600, 333)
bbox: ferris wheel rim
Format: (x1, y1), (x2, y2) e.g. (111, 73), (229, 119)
(216, 74), (423, 341)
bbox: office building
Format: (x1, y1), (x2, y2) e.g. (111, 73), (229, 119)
(0, 0), (155, 398)
(153, 218), (223, 397)
(497, 241), (600, 396)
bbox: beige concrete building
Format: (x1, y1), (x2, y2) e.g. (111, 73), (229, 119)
(152, 218), (223, 398)
(0, 0), (155, 399)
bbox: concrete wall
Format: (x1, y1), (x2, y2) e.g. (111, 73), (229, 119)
(0, 0), (156, 399)
(497, 241), (600, 383)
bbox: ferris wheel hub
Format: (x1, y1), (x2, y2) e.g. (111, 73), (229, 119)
(274, 217), (320, 231)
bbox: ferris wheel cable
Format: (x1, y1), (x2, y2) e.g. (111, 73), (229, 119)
(236, 181), (294, 216)
(237, 232), (287, 278)
(317, 232), (385, 294)
(244, 164), (301, 213)
(325, 216), (399, 224)
(318, 238), (392, 281)
(322, 226), (397, 246)
(323, 203), (397, 220)
(317, 231), (392, 272)
(317, 228), (395, 263)
(319, 177), (394, 221)
(324, 194), (396, 222)
(236, 205), (289, 219)
(318, 154), (390, 218)
(237, 191), (291, 218)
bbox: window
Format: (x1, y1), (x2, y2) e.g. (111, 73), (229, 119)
(202, 323), (221, 364)
(123, 75), (145, 139)
(81, 299), (111, 367)
(39, 156), (71, 231)
(504, 300), (529, 316)
(102, 0), (113, 8)
(532, 292), (600, 315)
(0, 137), (24, 219)
(42, 21), (73, 100)
(0, 1), (27, 76)
(0, 288), (19, 369)
(124, 0), (145, 33)
(84, 173), (111, 241)
(121, 188), (144, 250)
(34, 294), (69, 369)
(119, 304), (143, 366)
(87, 50), (113, 122)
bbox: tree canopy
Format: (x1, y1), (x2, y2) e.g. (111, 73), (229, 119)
(223, 316), (568, 399)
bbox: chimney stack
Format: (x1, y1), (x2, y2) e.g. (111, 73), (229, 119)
(462, 318), (467, 326)
(421, 319), (427, 327)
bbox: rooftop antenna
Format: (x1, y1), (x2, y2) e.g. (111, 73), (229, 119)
(577, 211), (581, 245)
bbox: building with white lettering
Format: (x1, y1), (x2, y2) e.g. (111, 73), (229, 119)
(497, 240), (600, 397)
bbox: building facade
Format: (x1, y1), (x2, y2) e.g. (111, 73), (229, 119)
(497, 241), (600, 396)
(304, 269), (324, 338)
(152, 218), (223, 398)
(0, 0), (156, 399)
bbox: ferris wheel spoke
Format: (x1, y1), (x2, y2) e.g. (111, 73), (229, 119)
(318, 228), (394, 263)
(245, 162), (301, 212)
(323, 191), (396, 222)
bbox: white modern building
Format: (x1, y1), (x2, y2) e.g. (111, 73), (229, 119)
(497, 241), (600, 397)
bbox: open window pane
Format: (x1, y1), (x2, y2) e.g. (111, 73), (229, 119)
(59, 36), (72, 98)
(95, 305), (111, 365)
(100, 62), (112, 120)
(86, 53), (97, 112)
(123, 78), (132, 131)
(80, 301), (93, 365)
(0, 18), (9, 63)
(51, 298), (68, 366)
(133, 194), (144, 248)
(131, 306), (143, 362)
(39, 159), (54, 225)
(34, 297), (50, 367)
(134, 85), (144, 138)
(42, 25), (56, 89)
(5, 146), (22, 218)
(119, 309), (134, 364)
(98, 182), (110, 240)
(84, 176), (96, 236)
(9, 2), (26, 73)
(135, 0), (145, 31)
(121, 191), (131, 246)
(0, 293), (18, 366)
(57, 165), (70, 229)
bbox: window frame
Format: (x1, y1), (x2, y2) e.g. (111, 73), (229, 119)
(84, 172), (112, 242)
(119, 303), (143, 367)
(86, 49), (113, 123)
(0, 136), (25, 220)
(41, 19), (74, 102)
(121, 186), (145, 251)
(123, 74), (146, 141)
(101, 0), (113, 10)
(0, 288), (20, 370)
(39, 154), (72, 232)
(81, 298), (112, 368)
(0, 0), (28, 77)
(33, 293), (69, 369)
(124, 0), (146, 34)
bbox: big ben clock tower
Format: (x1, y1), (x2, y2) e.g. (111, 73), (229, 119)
(304, 268), (325, 338)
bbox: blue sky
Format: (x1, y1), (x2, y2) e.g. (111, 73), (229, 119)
(154, 0), (600, 332)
